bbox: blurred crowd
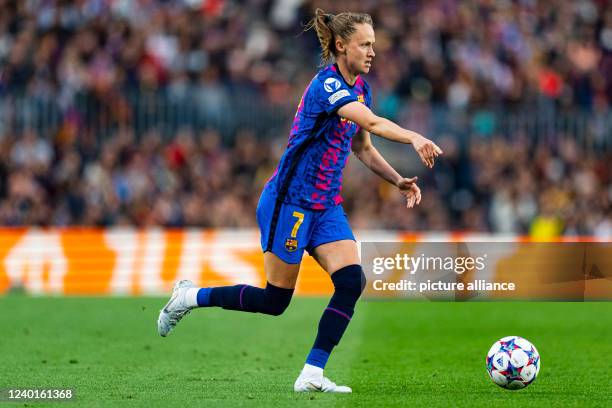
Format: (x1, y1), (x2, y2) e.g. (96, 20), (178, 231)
(0, 0), (610, 236)
(0, 0), (610, 112)
(0, 126), (609, 238)
(318, 134), (611, 238)
(0, 127), (273, 228)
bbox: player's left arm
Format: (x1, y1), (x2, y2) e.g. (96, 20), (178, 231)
(352, 128), (421, 208)
(337, 100), (442, 168)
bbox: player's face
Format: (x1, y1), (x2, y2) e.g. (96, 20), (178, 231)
(344, 23), (375, 75)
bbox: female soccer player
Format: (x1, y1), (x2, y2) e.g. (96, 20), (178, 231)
(158, 9), (442, 393)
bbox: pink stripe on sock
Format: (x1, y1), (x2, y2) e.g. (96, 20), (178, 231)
(239, 285), (247, 309)
(325, 307), (351, 321)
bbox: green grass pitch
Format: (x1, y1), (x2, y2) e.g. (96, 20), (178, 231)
(0, 296), (610, 407)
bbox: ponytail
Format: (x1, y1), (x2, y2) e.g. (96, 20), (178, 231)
(305, 8), (373, 65)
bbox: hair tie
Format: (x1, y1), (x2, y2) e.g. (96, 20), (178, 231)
(324, 14), (333, 24)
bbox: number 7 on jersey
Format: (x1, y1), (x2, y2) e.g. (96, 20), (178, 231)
(291, 211), (304, 238)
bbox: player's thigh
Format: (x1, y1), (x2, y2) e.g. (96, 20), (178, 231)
(257, 188), (310, 289)
(308, 205), (358, 275)
(311, 239), (360, 276)
(263, 251), (301, 289)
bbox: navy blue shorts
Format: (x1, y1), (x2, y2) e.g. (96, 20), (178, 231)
(256, 187), (355, 264)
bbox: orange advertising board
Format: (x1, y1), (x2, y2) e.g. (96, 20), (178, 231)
(0, 229), (609, 298)
(0, 228), (334, 296)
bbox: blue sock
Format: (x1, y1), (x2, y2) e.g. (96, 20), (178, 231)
(196, 288), (212, 307)
(195, 282), (293, 315)
(305, 348), (330, 369)
(305, 264), (365, 369)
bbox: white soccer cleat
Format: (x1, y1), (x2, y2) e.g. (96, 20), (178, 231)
(294, 372), (352, 393)
(157, 280), (197, 337)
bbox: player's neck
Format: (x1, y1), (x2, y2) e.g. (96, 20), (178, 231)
(335, 60), (357, 86)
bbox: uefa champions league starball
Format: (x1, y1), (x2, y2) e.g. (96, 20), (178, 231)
(486, 336), (541, 390)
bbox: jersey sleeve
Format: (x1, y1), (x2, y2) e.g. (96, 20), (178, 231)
(313, 75), (358, 114)
(364, 80), (373, 108)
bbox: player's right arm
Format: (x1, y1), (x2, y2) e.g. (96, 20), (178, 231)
(337, 101), (442, 168)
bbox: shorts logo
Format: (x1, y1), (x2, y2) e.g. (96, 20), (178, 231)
(284, 238), (298, 252)
(328, 89), (350, 104)
(324, 78), (341, 92)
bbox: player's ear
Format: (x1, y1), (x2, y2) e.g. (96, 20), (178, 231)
(335, 38), (346, 54)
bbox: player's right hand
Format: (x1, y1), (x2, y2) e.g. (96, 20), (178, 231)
(397, 177), (421, 208)
(411, 134), (442, 168)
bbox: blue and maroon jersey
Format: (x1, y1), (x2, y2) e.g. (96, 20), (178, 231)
(265, 64), (372, 209)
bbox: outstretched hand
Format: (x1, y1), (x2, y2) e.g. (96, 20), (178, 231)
(397, 177), (421, 208)
(411, 134), (443, 168)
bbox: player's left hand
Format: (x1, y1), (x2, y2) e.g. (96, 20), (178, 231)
(397, 177), (421, 208)
(410, 134), (443, 168)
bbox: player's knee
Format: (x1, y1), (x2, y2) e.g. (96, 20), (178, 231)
(262, 297), (291, 316)
(331, 264), (366, 298)
(264, 301), (290, 316)
(261, 282), (294, 316)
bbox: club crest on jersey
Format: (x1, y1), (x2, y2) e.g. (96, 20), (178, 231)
(284, 238), (298, 252)
(324, 78), (341, 92)
(358, 94), (365, 103)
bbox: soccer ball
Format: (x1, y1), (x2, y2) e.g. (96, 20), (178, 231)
(486, 336), (540, 390)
